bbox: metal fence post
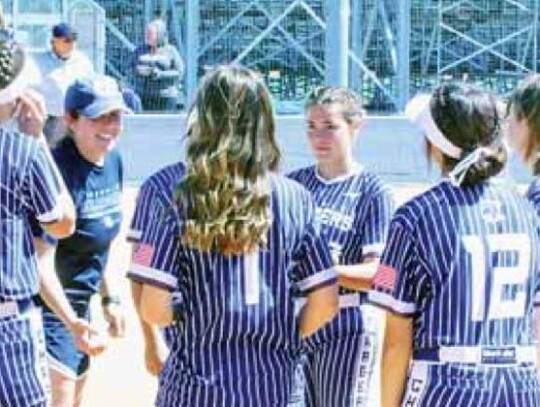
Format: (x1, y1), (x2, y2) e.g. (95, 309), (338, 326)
(325, 0), (349, 87)
(397, 0), (410, 111)
(186, 0), (199, 106)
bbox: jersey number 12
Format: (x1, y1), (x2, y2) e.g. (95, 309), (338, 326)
(462, 233), (530, 322)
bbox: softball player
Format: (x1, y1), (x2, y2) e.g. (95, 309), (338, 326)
(370, 83), (540, 406)
(0, 38), (80, 406)
(507, 74), (540, 214)
(128, 161), (186, 375)
(288, 86), (394, 407)
(128, 65), (338, 406)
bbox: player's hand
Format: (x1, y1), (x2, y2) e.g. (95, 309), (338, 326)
(68, 318), (108, 356)
(144, 338), (169, 376)
(103, 303), (126, 338)
(15, 89), (47, 138)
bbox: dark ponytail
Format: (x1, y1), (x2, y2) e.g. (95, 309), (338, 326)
(430, 83), (506, 186)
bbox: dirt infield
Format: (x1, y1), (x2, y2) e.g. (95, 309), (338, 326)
(80, 185), (427, 407)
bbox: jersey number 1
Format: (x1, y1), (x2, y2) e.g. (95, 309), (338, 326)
(462, 233), (530, 322)
(244, 251), (260, 305)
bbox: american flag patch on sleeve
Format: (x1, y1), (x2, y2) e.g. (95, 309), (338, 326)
(373, 264), (397, 291)
(133, 243), (155, 267)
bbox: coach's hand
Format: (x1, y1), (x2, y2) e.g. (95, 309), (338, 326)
(103, 303), (126, 338)
(69, 318), (108, 356)
(16, 89), (47, 138)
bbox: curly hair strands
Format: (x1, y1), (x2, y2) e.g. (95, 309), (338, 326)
(508, 74), (540, 174)
(305, 85), (365, 125)
(177, 65), (281, 255)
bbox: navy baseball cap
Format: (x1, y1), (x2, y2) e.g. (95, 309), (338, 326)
(52, 22), (77, 40)
(64, 75), (131, 118)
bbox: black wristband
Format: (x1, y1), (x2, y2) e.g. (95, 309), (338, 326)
(101, 295), (121, 307)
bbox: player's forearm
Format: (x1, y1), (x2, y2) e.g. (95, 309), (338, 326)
(381, 312), (412, 407)
(100, 247), (121, 302)
(299, 283), (338, 338)
(36, 243), (77, 329)
(131, 281), (161, 341)
(140, 284), (174, 327)
(336, 258), (379, 291)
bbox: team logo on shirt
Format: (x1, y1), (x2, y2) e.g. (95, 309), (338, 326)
(316, 207), (354, 231)
(480, 200), (505, 223)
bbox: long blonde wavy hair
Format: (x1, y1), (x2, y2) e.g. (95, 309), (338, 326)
(177, 65), (281, 255)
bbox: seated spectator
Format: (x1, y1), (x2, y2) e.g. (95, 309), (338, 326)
(134, 19), (183, 112)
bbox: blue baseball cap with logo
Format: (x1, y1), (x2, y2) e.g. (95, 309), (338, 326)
(64, 75), (131, 118)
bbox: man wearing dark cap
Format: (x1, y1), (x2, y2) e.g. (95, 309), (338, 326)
(33, 22), (94, 147)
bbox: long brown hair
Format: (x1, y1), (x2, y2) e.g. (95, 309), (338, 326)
(177, 65), (281, 255)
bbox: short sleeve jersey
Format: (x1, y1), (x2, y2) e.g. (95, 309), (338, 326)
(127, 173), (336, 406)
(127, 162), (186, 346)
(369, 178), (540, 349)
(0, 130), (64, 300)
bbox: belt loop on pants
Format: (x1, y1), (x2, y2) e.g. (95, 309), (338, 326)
(413, 345), (537, 365)
(0, 298), (34, 319)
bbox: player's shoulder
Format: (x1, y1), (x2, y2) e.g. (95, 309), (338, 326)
(392, 180), (453, 231)
(140, 162), (187, 201)
(270, 173), (315, 211)
(354, 167), (391, 195)
(51, 137), (75, 161)
(526, 177), (540, 206)
(0, 128), (41, 168)
(286, 164), (316, 183)
(103, 146), (123, 168)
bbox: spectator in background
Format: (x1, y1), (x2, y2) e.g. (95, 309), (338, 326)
(33, 22), (94, 147)
(134, 19), (183, 112)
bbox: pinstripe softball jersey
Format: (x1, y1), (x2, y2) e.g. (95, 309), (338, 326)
(369, 177), (540, 406)
(128, 162), (186, 347)
(288, 164), (394, 407)
(128, 173), (337, 407)
(526, 177), (540, 220)
(1, 129), (66, 407)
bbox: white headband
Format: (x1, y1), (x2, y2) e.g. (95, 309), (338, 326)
(0, 48), (30, 105)
(405, 94), (462, 159)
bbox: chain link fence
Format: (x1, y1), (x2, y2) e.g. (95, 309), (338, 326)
(2, 0), (539, 113)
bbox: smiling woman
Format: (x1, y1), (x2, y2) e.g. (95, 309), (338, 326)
(31, 74), (130, 407)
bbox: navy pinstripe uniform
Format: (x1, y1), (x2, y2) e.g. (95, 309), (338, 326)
(127, 162), (186, 347)
(527, 177), (540, 219)
(35, 137), (123, 379)
(128, 173), (337, 407)
(288, 165), (394, 407)
(0, 129), (66, 407)
(369, 177), (540, 407)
